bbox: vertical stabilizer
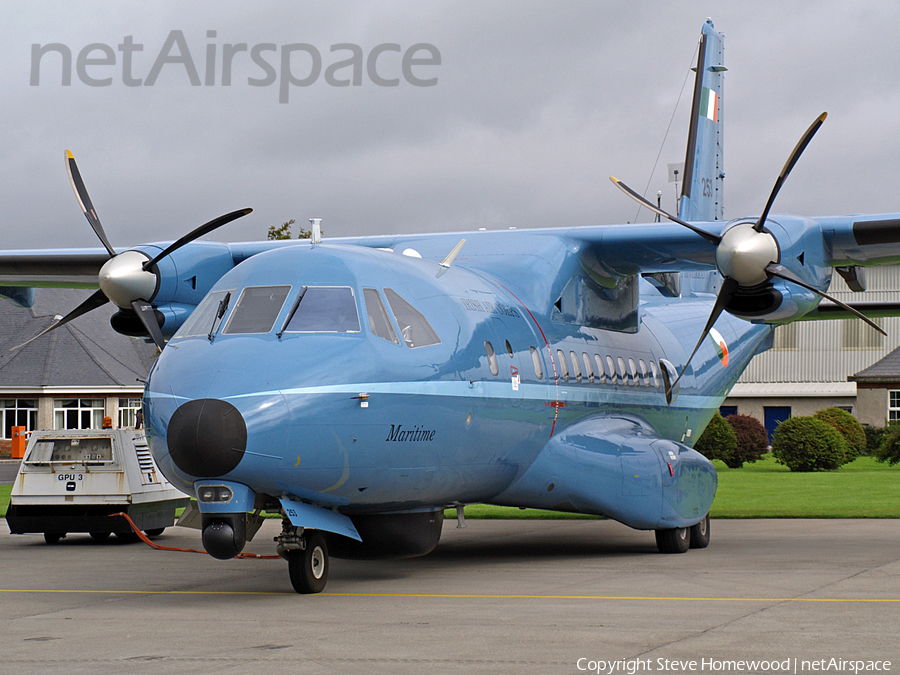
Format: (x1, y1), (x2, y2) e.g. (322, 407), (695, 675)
(679, 20), (725, 221)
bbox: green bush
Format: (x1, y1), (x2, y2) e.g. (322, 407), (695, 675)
(813, 407), (865, 463)
(874, 425), (900, 466)
(723, 414), (769, 468)
(864, 425), (886, 454)
(772, 416), (848, 471)
(694, 412), (737, 464)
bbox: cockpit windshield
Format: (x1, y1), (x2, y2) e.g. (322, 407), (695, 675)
(282, 286), (361, 333)
(223, 285), (291, 335)
(174, 289), (233, 338)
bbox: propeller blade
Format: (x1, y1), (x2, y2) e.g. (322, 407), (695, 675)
(666, 277), (739, 400)
(143, 208), (253, 270)
(65, 150), (117, 257)
(131, 299), (167, 350)
(11, 289), (109, 350)
(753, 113), (827, 232)
(609, 177), (721, 245)
(766, 263), (886, 336)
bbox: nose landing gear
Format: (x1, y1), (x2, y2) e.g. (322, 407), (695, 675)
(275, 520), (329, 594)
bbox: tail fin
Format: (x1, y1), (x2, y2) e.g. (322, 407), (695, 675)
(678, 20), (725, 222)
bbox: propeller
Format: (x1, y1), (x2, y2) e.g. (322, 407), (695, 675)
(611, 112), (885, 401)
(14, 151), (252, 351)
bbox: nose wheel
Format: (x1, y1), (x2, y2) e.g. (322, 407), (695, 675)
(286, 531), (329, 594)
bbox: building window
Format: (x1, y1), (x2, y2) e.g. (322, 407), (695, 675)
(1, 399), (38, 439)
(889, 391), (900, 423)
(118, 398), (143, 429)
(842, 319), (884, 350)
(54, 399), (105, 431)
(773, 323), (799, 350)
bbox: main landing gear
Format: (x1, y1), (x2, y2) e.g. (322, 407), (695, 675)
(275, 520), (329, 594)
(655, 513), (710, 554)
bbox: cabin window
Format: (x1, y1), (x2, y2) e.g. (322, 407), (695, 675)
(594, 354), (606, 384)
(606, 356), (617, 384)
(223, 285), (291, 335)
(384, 288), (441, 348)
(363, 289), (399, 343)
(628, 358), (639, 386)
(569, 351), (582, 383)
(175, 289), (233, 338)
(283, 286), (361, 333)
(582, 352), (594, 384)
(650, 361), (660, 388)
(485, 341), (499, 376)
(617, 357), (628, 385)
(530, 346), (544, 380)
(639, 360), (649, 387)
(557, 349), (569, 381)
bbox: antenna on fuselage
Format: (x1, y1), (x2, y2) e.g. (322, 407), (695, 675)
(440, 239), (465, 268)
(309, 218), (322, 244)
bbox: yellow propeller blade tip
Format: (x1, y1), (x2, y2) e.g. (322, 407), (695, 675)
(65, 150), (73, 159)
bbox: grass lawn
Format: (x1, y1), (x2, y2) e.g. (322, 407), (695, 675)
(709, 453), (900, 518)
(1, 454), (897, 521)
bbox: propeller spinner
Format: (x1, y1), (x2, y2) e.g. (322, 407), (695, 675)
(15, 152), (252, 351)
(611, 112), (884, 403)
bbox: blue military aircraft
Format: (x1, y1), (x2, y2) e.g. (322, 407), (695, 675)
(3, 20), (900, 592)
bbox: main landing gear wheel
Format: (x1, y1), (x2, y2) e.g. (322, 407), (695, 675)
(287, 531), (329, 594)
(44, 532), (65, 545)
(655, 526), (691, 553)
(89, 531), (111, 541)
(144, 528), (165, 537)
(689, 514), (710, 549)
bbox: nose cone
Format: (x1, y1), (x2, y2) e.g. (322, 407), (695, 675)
(167, 398), (247, 477)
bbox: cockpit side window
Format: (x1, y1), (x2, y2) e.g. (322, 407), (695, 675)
(363, 289), (399, 344)
(175, 289), (233, 338)
(283, 286), (361, 333)
(222, 285), (291, 335)
(383, 288), (441, 348)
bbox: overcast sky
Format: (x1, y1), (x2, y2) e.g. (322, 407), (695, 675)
(4, 1), (900, 251)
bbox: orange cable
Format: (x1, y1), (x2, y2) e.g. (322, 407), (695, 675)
(109, 512), (282, 559)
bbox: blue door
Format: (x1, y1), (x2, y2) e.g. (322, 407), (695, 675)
(719, 406), (737, 418)
(763, 407), (791, 443)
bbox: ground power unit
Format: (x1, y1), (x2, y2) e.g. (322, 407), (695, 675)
(6, 429), (190, 544)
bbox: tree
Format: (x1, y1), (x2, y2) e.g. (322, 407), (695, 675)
(874, 424), (900, 466)
(267, 218), (315, 240)
(694, 413), (737, 464)
(812, 407), (865, 464)
(772, 416), (847, 471)
(723, 414), (768, 468)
